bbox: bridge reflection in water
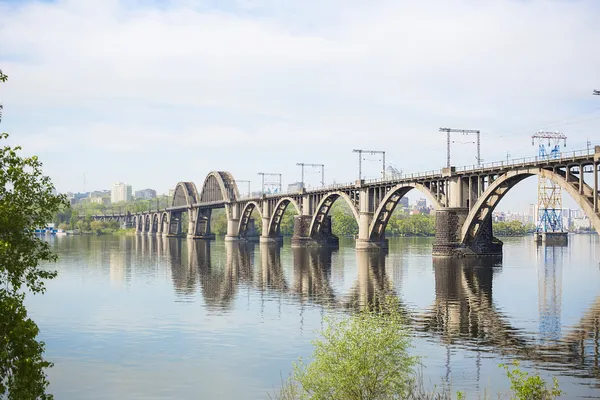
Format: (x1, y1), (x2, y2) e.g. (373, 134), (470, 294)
(129, 235), (600, 383)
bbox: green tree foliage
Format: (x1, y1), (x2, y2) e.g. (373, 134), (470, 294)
(501, 361), (563, 400)
(212, 209), (228, 235)
(1, 71), (66, 398)
(0, 132), (67, 398)
(493, 221), (535, 236)
(329, 202), (358, 237)
(386, 214), (435, 237)
(327, 201), (436, 237)
(276, 205), (298, 236)
(281, 297), (419, 400)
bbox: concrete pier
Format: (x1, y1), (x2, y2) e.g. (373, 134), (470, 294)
(534, 232), (568, 246)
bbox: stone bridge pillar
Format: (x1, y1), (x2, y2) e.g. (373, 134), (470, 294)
(290, 215), (337, 248)
(433, 171), (502, 258)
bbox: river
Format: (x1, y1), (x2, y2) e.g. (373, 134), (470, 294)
(28, 234), (600, 399)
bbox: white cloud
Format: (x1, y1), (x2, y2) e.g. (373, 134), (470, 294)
(0, 0), (599, 209)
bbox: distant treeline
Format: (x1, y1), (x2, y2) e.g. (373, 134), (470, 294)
(58, 199), (534, 237)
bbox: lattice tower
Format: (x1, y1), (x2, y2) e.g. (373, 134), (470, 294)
(531, 131), (567, 233)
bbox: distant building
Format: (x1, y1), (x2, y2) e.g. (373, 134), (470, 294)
(111, 182), (132, 203)
(415, 198), (430, 214)
(135, 188), (157, 200)
(68, 192), (90, 206)
(287, 182), (304, 193)
(90, 197), (110, 205)
(398, 197), (409, 209)
(572, 217), (591, 231)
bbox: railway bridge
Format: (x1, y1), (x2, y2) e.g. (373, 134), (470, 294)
(90, 147), (600, 257)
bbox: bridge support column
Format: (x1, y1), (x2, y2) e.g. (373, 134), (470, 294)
(187, 209), (213, 240)
(141, 215), (149, 235)
(356, 186), (387, 251)
(166, 211), (183, 237)
(162, 212), (171, 236)
(156, 215), (163, 235)
(291, 215), (338, 248)
(594, 160), (598, 213)
(225, 204), (241, 241)
(433, 208), (502, 258)
(260, 201), (283, 244)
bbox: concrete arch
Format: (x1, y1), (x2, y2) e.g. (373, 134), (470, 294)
(160, 212), (169, 232)
(200, 171), (240, 203)
(369, 183), (442, 241)
(309, 192), (360, 237)
(151, 213), (159, 233)
(267, 197), (302, 237)
(172, 182), (200, 207)
(143, 214), (151, 232)
(462, 167), (600, 244)
(132, 215), (141, 231)
(238, 201), (263, 236)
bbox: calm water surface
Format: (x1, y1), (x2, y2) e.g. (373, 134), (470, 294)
(28, 235), (600, 399)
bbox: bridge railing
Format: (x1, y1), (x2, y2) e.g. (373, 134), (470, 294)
(455, 147), (595, 173)
(363, 169), (442, 185)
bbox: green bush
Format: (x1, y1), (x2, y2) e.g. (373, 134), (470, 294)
(501, 361), (563, 400)
(278, 297), (419, 400)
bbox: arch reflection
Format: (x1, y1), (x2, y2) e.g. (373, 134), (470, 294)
(421, 258), (524, 346)
(167, 238), (195, 297)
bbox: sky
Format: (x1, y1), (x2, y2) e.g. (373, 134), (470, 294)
(1, 0), (599, 211)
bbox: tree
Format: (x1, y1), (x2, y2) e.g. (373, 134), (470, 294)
(280, 297), (418, 400)
(1, 73), (66, 398)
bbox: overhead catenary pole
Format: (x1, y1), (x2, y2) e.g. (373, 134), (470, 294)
(236, 180), (251, 197)
(296, 163), (325, 187)
(439, 127), (481, 168)
(352, 149), (386, 180)
(257, 173), (282, 194)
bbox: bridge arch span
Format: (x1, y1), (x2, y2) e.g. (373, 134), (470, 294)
(152, 213), (159, 233)
(172, 182), (200, 207)
(238, 201), (263, 236)
(160, 212), (168, 232)
(267, 197), (302, 237)
(309, 191), (360, 237)
(200, 171), (239, 203)
(133, 215), (143, 232)
(143, 214), (151, 232)
(462, 167), (600, 245)
(369, 183), (442, 241)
